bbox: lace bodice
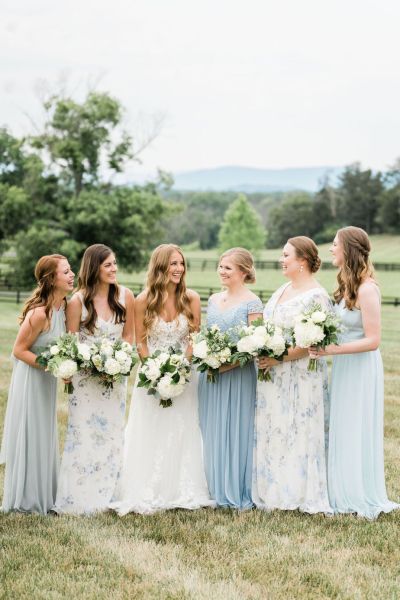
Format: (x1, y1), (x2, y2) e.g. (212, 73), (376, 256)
(147, 314), (190, 354)
(76, 287), (126, 344)
(264, 283), (332, 329)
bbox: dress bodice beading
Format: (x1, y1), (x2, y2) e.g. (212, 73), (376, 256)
(335, 300), (364, 342)
(147, 314), (190, 354)
(77, 287), (126, 344)
(206, 298), (263, 334)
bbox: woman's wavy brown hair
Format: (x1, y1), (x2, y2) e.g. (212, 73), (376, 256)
(143, 244), (195, 338)
(76, 244), (126, 334)
(20, 254), (68, 325)
(333, 226), (375, 309)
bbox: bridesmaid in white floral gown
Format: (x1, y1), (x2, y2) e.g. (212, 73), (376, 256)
(253, 236), (332, 514)
(54, 244), (134, 514)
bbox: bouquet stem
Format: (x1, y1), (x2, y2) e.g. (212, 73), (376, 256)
(160, 399), (173, 408)
(207, 369), (218, 383)
(64, 381), (74, 394)
(257, 368), (272, 382)
(307, 358), (318, 372)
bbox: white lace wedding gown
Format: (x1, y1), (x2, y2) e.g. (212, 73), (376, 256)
(111, 314), (214, 515)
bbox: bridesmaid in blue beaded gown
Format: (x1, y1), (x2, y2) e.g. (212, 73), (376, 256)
(310, 227), (399, 518)
(0, 255), (74, 514)
(198, 248), (263, 509)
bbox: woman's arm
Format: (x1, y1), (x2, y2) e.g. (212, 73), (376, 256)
(134, 293), (150, 360)
(66, 294), (82, 333)
(186, 290), (202, 360)
(311, 282), (381, 357)
(258, 347), (308, 369)
(13, 308), (48, 368)
(122, 289), (135, 345)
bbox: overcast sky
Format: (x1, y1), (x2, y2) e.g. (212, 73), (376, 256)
(1, 0), (400, 179)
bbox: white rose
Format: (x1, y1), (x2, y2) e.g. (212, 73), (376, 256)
(92, 354), (103, 371)
(193, 340), (208, 360)
(77, 343), (91, 361)
(120, 360), (132, 374)
(268, 334), (286, 356)
(170, 354), (183, 367)
(205, 356), (221, 369)
(50, 345), (60, 356)
(104, 358), (121, 376)
(101, 345), (114, 357)
(294, 322), (325, 348)
(311, 311), (327, 324)
(219, 347), (231, 362)
(115, 350), (128, 364)
(121, 341), (132, 353)
(56, 359), (78, 379)
(237, 334), (260, 355)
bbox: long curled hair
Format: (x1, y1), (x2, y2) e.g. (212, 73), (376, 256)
(143, 244), (195, 337)
(76, 244), (126, 334)
(333, 226), (375, 309)
(20, 254), (67, 325)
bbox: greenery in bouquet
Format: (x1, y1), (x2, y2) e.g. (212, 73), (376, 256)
(36, 332), (83, 393)
(292, 301), (342, 371)
(86, 337), (138, 389)
(137, 347), (191, 408)
(191, 324), (234, 383)
(231, 317), (290, 381)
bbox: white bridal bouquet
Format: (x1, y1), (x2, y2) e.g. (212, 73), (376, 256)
(191, 324), (234, 383)
(36, 332), (83, 393)
(231, 318), (290, 381)
(293, 301), (342, 371)
(85, 337), (138, 389)
(138, 348), (191, 407)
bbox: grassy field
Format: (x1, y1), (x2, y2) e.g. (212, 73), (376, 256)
(0, 296), (399, 598)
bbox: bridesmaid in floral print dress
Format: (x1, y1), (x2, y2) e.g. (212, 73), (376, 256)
(54, 244), (134, 515)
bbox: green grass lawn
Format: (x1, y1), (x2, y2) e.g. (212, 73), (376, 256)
(0, 302), (399, 599)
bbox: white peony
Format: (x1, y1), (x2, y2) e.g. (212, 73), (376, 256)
(56, 359), (78, 379)
(101, 344), (114, 357)
(219, 347), (231, 362)
(294, 321), (325, 348)
(237, 334), (261, 355)
(193, 340), (208, 360)
(120, 360), (132, 374)
(115, 350), (128, 364)
(156, 374), (184, 400)
(268, 334), (286, 356)
(50, 345), (60, 356)
(77, 343), (91, 361)
(169, 354), (183, 367)
(121, 341), (132, 353)
(311, 310), (327, 324)
(205, 356), (221, 369)
(104, 358), (121, 376)
(143, 359), (161, 383)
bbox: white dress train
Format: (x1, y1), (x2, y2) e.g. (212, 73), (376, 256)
(111, 314), (213, 515)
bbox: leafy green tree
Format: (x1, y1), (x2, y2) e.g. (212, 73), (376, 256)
(336, 163), (383, 232)
(31, 92), (133, 196)
(218, 194), (265, 252)
(266, 192), (320, 248)
(0, 128), (26, 186)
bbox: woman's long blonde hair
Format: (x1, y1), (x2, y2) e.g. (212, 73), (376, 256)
(20, 254), (67, 325)
(333, 226), (376, 309)
(76, 244), (126, 334)
(143, 244), (195, 337)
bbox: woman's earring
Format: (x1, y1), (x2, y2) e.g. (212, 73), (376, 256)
(299, 265), (304, 273)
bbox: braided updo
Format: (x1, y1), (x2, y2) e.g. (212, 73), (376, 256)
(287, 236), (321, 273)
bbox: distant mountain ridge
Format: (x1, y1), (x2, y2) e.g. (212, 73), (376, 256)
(172, 165), (344, 192)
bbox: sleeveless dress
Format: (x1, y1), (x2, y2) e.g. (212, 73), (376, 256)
(198, 297), (263, 509)
(111, 314), (213, 515)
(54, 288), (127, 514)
(253, 284), (332, 514)
(1, 307), (65, 514)
(328, 298), (399, 518)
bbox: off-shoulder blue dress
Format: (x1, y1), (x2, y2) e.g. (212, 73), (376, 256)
(198, 297), (263, 509)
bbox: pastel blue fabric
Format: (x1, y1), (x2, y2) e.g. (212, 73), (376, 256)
(0, 308), (65, 514)
(328, 299), (399, 519)
(198, 297), (263, 509)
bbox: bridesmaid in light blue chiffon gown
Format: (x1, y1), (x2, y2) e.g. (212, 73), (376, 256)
(198, 248), (263, 509)
(0, 255), (74, 514)
(310, 227), (399, 519)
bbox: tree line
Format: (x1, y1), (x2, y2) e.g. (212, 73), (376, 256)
(1, 90), (399, 288)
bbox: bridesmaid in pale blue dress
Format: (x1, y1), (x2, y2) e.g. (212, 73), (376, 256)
(198, 248), (263, 509)
(310, 227), (399, 518)
(0, 255), (74, 514)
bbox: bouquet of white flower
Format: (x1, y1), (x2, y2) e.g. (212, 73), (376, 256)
(191, 324), (234, 383)
(293, 302), (342, 371)
(86, 337), (138, 389)
(137, 347), (191, 407)
(36, 332), (83, 393)
(231, 318), (290, 381)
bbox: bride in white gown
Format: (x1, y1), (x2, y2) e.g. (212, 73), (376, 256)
(112, 244), (213, 515)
